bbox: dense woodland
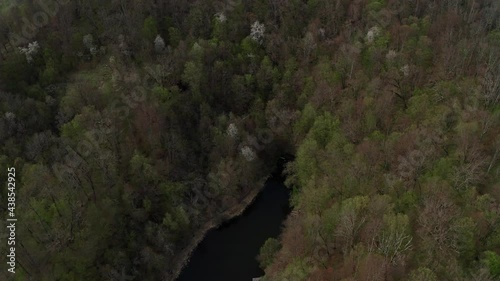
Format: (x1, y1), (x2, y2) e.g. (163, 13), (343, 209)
(0, 0), (499, 280)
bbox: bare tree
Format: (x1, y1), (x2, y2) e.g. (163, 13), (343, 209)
(482, 52), (500, 105)
(376, 214), (413, 265)
(417, 195), (459, 259)
(336, 197), (369, 254)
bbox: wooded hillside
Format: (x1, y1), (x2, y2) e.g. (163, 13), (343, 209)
(0, 0), (499, 280)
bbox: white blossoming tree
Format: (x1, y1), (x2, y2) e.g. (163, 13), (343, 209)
(83, 34), (98, 56)
(250, 21), (265, 44)
(400, 65), (410, 77)
(18, 41), (40, 63)
(215, 12), (227, 23)
(366, 26), (380, 43)
(227, 123), (238, 138)
(241, 146), (257, 161)
(154, 34), (166, 53)
(4, 112), (15, 120)
(386, 50), (397, 60)
(83, 34), (94, 49)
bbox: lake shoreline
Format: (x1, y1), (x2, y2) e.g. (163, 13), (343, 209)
(168, 178), (268, 281)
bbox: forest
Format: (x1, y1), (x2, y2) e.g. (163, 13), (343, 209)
(0, 0), (499, 280)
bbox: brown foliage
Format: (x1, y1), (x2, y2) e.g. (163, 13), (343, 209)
(357, 253), (390, 281)
(417, 191), (459, 259)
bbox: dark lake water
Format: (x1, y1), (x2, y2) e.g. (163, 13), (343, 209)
(176, 176), (291, 281)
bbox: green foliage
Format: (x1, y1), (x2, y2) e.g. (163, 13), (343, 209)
(482, 251), (500, 277)
(309, 112), (342, 148)
(487, 30), (500, 45)
(143, 16), (158, 41)
(299, 182), (333, 214)
(428, 157), (455, 181)
(168, 27), (182, 47)
(321, 204), (340, 235)
(240, 36), (262, 59)
(186, 4), (210, 37)
(341, 196), (370, 213)
(486, 230), (500, 252)
(152, 85), (170, 98)
(294, 103), (317, 138)
(258, 238), (281, 269)
(0, 52), (35, 93)
(61, 116), (84, 140)
(415, 36), (433, 68)
(40, 58), (58, 85)
(295, 137), (319, 188)
(256, 56), (279, 97)
(298, 77), (315, 107)
(182, 60), (203, 97)
(280, 258), (311, 281)
(408, 267), (438, 281)
(408, 16), (431, 37)
(363, 110), (377, 133)
(373, 31), (390, 48)
(1, 1), (499, 280)
(130, 151), (158, 183)
(383, 213), (410, 234)
(452, 217), (477, 263)
(316, 57), (336, 85)
(367, 0), (386, 12)
(361, 46), (375, 71)
(395, 191), (418, 213)
(163, 206), (190, 235)
(211, 18), (227, 41)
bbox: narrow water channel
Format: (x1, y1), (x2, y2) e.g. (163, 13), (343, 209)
(176, 176), (291, 281)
